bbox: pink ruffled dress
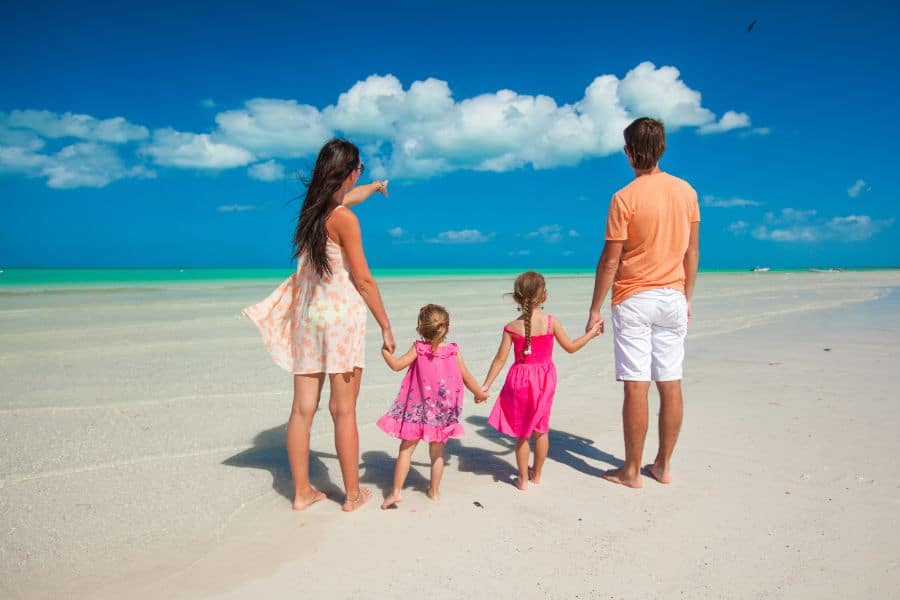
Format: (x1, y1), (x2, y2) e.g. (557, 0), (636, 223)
(242, 211), (366, 375)
(488, 315), (558, 438)
(376, 341), (465, 444)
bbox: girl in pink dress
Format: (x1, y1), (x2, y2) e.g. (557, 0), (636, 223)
(377, 304), (487, 508)
(483, 272), (603, 490)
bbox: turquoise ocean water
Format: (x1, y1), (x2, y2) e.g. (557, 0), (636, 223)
(1, 267), (897, 289)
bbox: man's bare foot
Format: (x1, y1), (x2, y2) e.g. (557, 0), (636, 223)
(515, 476), (527, 491)
(292, 488), (327, 511)
(602, 467), (643, 489)
(427, 488), (440, 501)
(342, 487), (372, 512)
(381, 490), (402, 510)
(643, 463), (671, 484)
(528, 467), (541, 484)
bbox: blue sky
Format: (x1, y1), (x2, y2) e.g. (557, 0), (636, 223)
(1, 0), (898, 269)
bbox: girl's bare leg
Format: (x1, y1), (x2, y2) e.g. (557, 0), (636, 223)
(329, 368), (371, 511)
(530, 432), (548, 483)
(514, 438), (530, 490)
(288, 374), (327, 510)
(382, 439), (418, 509)
(428, 442), (446, 500)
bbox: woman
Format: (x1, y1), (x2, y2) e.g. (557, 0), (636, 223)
(243, 139), (393, 512)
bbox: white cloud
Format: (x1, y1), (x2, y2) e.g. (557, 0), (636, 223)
(216, 204), (256, 212)
(216, 98), (330, 158)
(698, 110), (751, 135)
(201, 99), (216, 109)
(247, 160), (285, 182)
(703, 195), (761, 208)
(525, 224), (564, 243)
(1, 62), (754, 187)
(161, 62), (747, 179)
(3, 109), (148, 143)
(568, 229), (579, 237)
(743, 208), (892, 243)
(143, 128), (254, 168)
(847, 179), (867, 198)
(617, 63), (715, 130)
(826, 215), (893, 241)
(728, 220), (749, 234)
(427, 229), (495, 244)
(387, 226), (406, 237)
(0, 140), (155, 188)
(750, 127), (771, 136)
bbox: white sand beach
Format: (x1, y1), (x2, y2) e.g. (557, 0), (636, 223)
(2, 271), (900, 599)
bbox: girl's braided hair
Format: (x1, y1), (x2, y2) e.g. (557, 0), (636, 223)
(511, 271), (546, 357)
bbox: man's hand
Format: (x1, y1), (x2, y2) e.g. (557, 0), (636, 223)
(586, 310), (605, 335)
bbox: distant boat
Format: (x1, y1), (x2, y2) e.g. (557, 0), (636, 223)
(751, 266), (770, 272)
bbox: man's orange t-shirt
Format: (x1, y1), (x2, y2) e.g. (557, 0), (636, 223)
(604, 171), (700, 305)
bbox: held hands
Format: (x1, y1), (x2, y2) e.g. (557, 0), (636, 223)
(475, 385), (490, 404)
(474, 385), (489, 404)
(381, 328), (396, 354)
(585, 311), (605, 335)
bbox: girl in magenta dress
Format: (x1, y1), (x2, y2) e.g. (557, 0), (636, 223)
(483, 272), (603, 490)
(377, 304), (487, 508)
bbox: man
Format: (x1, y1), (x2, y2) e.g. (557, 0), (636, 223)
(586, 117), (700, 489)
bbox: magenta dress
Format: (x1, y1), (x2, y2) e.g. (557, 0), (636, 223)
(376, 341), (465, 444)
(488, 316), (558, 438)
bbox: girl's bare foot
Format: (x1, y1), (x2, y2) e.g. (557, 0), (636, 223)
(602, 467), (643, 489)
(381, 490), (402, 510)
(515, 477), (527, 491)
(643, 463), (672, 484)
(528, 467), (541, 484)
(342, 487), (372, 512)
(292, 487), (327, 511)
(427, 488), (440, 501)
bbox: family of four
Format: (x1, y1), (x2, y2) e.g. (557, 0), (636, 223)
(243, 117), (700, 512)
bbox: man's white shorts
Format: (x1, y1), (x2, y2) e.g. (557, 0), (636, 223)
(612, 288), (688, 382)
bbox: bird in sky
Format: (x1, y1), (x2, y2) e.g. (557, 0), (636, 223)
(748, 19), (757, 32)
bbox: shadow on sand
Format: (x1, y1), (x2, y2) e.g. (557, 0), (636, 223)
(464, 415), (623, 478)
(223, 416), (624, 505)
(222, 424), (344, 506)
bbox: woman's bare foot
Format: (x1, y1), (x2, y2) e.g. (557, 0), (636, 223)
(427, 488), (440, 501)
(342, 487), (372, 512)
(515, 476), (528, 491)
(381, 490), (402, 510)
(643, 463), (672, 484)
(292, 487), (327, 511)
(602, 467), (643, 489)
(528, 467), (541, 484)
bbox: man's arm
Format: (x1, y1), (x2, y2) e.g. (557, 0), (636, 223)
(683, 221), (700, 320)
(586, 240), (624, 333)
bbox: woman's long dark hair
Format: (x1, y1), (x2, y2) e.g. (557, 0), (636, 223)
(292, 139), (360, 278)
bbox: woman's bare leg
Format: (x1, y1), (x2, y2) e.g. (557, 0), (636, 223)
(329, 368), (371, 511)
(288, 373), (327, 510)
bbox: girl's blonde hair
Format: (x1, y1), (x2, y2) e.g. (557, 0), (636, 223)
(511, 271), (547, 356)
(417, 304), (450, 350)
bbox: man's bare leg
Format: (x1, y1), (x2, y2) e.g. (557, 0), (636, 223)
(603, 380), (650, 489)
(645, 379), (683, 484)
